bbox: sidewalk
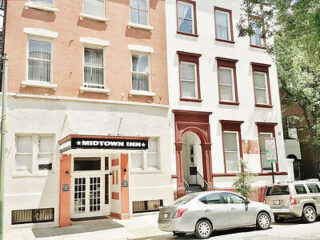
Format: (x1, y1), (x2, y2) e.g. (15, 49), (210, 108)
(4, 214), (172, 240)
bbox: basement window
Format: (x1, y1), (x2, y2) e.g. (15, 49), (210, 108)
(12, 208), (54, 225)
(133, 199), (163, 213)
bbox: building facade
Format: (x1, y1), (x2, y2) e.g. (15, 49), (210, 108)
(165, 0), (288, 199)
(3, 0), (172, 231)
(1, 0), (290, 233)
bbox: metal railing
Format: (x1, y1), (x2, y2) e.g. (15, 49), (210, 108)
(196, 171), (209, 190)
(184, 179), (191, 192)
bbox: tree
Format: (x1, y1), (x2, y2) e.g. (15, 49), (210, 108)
(233, 159), (254, 198)
(238, 0), (320, 175)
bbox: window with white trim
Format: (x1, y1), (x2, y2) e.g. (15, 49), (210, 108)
(83, 0), (105, 18)
(219, 67), (235, 102)
(177, 1), (195, 34)
(28, 38), (52, 83)
(223, 131), (240, 173)
(215, 10), (231, 41)
(259, 132), (273, 171)
(15, 135), (54, 174)
(251, 19), (263, 47)
(254, 72), (269, 105)
(180, 62), (197, 98)
(84, 48), (104, 88)
(131, 138), (159, 171)
(131, 54), (150, 91)
(130, 0), (148, 26)
(31, 0), (53, 6)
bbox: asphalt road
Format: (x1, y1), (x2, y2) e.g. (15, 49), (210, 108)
(138, 219), (320, 240)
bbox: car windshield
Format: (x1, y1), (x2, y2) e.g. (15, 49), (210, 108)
(172, 194), (197, 206)
(266, 185), (289, 196)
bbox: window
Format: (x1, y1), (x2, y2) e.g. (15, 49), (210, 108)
(221, 192), (246, 204)
(251, 62), (272, 107)
(83, 0), (105, 18)
(15, 135), (54, 174)
(266, 186), (290, 196)
(200, 193), (224, 204)
(74, 158), (101, 171)
(250, 18), (265, 47)
(223, 132), (240, 173)
(31, 0), (53, 6)
(28, 39), (52, 83)
(133, 200), (163, 213)
(177, 0), (197, 35)
(177, 51), (201, 101)
(12, 208), (54, 225)
(131, 138), (159, 171)
(84, 48), (104, 88)
(295, 184), (307, 194)
(214, 7), (234, 42)
(216, 57), (239, 104)
(259, 133), (273, 171)
(130, 0), (148, 26)
(256, 122), (278, 172)
(307, 184), (320, 193)
(220, 120), (243, 173)
(131, 54), (150, 91)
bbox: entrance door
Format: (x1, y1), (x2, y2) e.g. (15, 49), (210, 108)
(71, 157), (111, 219)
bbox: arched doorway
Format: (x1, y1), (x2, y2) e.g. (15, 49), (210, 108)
(173, 110), (213, 198)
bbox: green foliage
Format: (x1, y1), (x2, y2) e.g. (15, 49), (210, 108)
(233, 159), (254, 198)
(239, 0), (320, 171)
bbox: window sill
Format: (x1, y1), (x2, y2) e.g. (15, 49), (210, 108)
(80, 13), (109, 24)
(80, 86), (111, 95)
(24, 2), (59, 13)
(250, 44), (267, 50)
(180, 98), (202, 102)
(129, 90), (155, 97)
(176, 31), (199, 38)
(131, 169), (161, 174)
(127, 22), (153, 31)
(255, 104), (273, 108)
(215, 38), (235, 44)
(22, 80), (57, 90)
(219, 101), (239, 106)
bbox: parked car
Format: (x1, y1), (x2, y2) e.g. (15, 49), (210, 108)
(265, 180), (320, 223)
(158, 191), (274, 239)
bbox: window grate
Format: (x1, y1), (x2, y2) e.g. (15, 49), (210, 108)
(133, 200), (163, 213)
(12, 208), (54, 225)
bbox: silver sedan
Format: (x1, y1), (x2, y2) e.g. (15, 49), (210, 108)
(158, 191), (274, 239)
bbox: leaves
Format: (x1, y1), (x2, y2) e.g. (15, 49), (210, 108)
(233, 159), (255, 198)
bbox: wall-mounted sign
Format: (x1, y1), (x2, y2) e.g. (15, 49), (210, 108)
(62, 184), (70, 192)
(71, 138), (148, 150)
(122, 180), (128, 187)
(265, 138), (277, 163)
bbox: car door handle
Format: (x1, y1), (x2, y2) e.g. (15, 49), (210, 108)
(205, 209), (211, 212)
(231, 207), (236, 211)
(313, 196), (317, 200)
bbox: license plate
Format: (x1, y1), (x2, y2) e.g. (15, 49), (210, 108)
(163, 213), (169, 219)
(273, 200), (280, 205)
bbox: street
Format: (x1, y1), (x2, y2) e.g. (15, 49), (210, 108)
(140, 219), (320, 240)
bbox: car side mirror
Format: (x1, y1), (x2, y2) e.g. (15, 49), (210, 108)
(245, 199), (250, 204)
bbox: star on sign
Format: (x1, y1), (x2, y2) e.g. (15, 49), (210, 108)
(76, 141), (81, 145)
(142, 143), (146, 147)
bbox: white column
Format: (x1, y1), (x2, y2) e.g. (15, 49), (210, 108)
(286, 158), (295, 181)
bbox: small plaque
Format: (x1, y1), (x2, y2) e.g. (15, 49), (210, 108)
(62, 184), (70, 192)
(122, 180), (128, 187)
(190, 166), (197, 175)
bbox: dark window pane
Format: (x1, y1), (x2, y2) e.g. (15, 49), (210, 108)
(295, 184), (307, 194)
(74, 158), (101, 171)
(200, 193), (224, 204)
(266, 186), (289, 196)
(307, 184), (320, 193)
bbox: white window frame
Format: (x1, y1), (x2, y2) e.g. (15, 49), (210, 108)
(130, 0), (150, 26)
(250, 19), (263, 47)
(30, 0), (54, 7)
(130, 52), (152, 93)
(219, 66), (235, 102)
(82, 47), (106, 89)
(26, 37), (54, 84)
(259, 132), (275, 172)
(14, 134), (55, 177)
(180, 61), (198, 99)
(177, 1), (195, 34)
(81, 0), (109, 23)
(131, 138), (160, 172)
(215, 10), (231, 41)
(254, 71), (269, 105)
(223, 131), (241, 173)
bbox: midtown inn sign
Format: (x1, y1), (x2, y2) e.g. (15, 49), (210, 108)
(70, 137), (148, 150)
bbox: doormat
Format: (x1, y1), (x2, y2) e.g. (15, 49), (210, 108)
(71, 216), (108, 222)
(32, 218), (124, 238)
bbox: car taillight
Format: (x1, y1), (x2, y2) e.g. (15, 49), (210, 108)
(173, 208), (188, 218)
(290, 196), (297, 205)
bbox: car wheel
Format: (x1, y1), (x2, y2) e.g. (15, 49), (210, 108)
(256, 212), (271, 230)
(173, 231), (186, 237)
(302, 205), (317, 223)
(275, 215), (284, 223)
(195, 219), (212, 239)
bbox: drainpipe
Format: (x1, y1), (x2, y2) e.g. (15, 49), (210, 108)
(0, 54), (8, 240)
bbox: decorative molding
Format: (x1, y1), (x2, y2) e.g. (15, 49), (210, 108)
(129, 90), (155, 97)
(24, 28), (58, 38)
(24, 2), (59, 13)
(21, 80), (57, 90)
(79, 13), (109, 24)
(128, 44), (154, 53)
(79, 37), (109, 47)
(127, 22), (154, 31)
